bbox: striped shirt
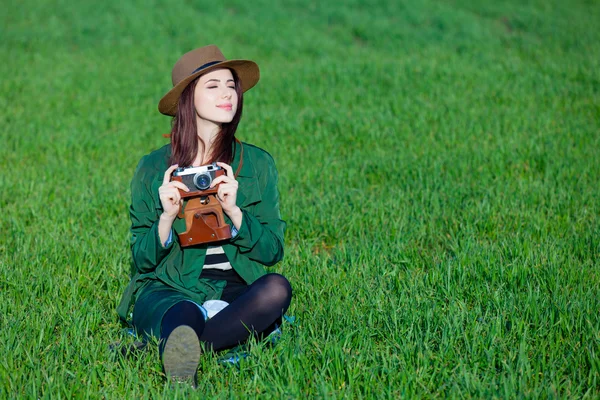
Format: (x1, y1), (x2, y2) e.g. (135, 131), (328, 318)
(163, 226), (238, 271)
(203, 246), (232, 270)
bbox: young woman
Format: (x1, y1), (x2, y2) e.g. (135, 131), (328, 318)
(117, 45), (292, 385)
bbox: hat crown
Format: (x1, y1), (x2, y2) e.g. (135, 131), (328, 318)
(172, 45), (227, 86)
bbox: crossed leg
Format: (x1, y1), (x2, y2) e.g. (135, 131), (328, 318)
(159, 273), (292, 352)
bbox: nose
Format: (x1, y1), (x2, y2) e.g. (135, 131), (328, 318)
(222, 88), (232, 99)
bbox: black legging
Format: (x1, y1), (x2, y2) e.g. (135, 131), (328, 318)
(160, 273), (292, 352)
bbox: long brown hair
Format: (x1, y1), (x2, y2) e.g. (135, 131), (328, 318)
(169, 69), (244, 166)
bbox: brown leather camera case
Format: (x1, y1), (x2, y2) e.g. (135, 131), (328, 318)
(172, 140), (245, 247)
(177, 195), (232, 247)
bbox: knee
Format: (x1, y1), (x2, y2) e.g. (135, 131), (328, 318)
(161, 300), (205, 338)
(258, 273), (292, 308)
(164, 300), (203, 320)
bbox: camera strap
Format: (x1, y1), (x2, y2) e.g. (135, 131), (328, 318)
(233, 138), (244, 178)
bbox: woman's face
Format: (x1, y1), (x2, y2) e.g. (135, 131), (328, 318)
(194, 68), (238, 125)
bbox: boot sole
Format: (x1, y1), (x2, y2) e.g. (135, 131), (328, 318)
(162, 325), (201, 387)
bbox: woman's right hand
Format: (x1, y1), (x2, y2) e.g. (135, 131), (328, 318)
(158, 164), (190, 220)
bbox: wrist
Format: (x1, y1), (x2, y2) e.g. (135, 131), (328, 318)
(160, 212), (177, 224)
(226, 206), (243, 230)
(158, 212), (176, 247)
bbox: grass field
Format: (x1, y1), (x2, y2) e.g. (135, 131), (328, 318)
(1, 0), (599, 397)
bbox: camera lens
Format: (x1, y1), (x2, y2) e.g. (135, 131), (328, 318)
(193, 172), (211, 190)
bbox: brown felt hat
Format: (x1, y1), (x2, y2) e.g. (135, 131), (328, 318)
(158, 45), (260, 116)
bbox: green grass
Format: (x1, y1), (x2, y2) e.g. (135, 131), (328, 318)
(1, 0), (599, 397)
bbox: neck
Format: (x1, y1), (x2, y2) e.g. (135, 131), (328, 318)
(195, 116), (221, 165)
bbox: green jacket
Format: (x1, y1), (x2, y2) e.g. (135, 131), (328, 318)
(117, 141), (285, 323)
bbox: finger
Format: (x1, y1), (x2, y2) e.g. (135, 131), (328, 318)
(169, 189), (181, 205)
(160, 185), (181, 198)
(216, 162), (234, 178)
(209, 175), (229, 188)
(210, 174), (239, 188)
(159, 186), (182, 197)
(217, 184), (237, 202)
(216, 182), (237, 193)
(163, 164), (179, 185)
(160, 188), (181, 203)
(168, 181), (190, 192)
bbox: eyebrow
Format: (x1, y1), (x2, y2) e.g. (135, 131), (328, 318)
(205, 79), (235, 84)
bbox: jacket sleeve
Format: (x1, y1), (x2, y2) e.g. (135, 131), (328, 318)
(230, 154), (285, 266)
(129, 158), (173, 274)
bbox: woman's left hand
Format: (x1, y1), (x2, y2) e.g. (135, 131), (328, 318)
(211, 162), (243, 228)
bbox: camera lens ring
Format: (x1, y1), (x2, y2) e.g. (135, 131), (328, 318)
(193, 172), (212, 190)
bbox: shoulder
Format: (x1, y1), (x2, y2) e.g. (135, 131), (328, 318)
(237, 142), (279, 190)
(240, 142), (276, 168)
(135, 144), (171, 174)
(132, 144), (171, 184)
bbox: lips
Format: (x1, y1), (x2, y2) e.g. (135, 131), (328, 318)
(217, 104), (233, 111)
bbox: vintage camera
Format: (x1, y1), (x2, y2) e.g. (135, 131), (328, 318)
(172, 163), (226, 198)
(170, 163), (231, 246)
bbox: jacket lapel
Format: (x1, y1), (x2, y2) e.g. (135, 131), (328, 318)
(231, 141), (262, 208)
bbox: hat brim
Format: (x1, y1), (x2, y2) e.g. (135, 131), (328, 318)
(158, 59), (259, 116)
